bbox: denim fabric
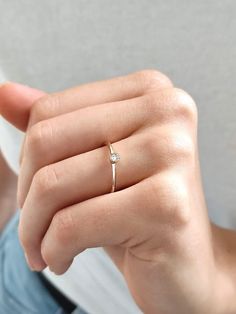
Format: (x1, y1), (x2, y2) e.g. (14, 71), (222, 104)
(0, 211), (87, 314)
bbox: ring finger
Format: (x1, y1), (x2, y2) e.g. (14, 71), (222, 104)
(19, 132), (157, 269)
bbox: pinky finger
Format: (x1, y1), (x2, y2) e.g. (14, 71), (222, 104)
(40, 183), (143, 274)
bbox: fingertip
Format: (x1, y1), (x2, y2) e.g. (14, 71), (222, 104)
(0, 81), (11, 89)
(49, 260), (72, 275)
(0, 82), (45, 131)
(25, 253), (47, 271)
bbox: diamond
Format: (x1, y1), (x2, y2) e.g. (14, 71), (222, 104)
(110, 152), (120, 163)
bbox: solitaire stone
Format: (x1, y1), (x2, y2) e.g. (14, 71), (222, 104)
(110, 152), (120, 163)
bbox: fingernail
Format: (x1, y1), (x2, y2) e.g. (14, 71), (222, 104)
(24, 253), (35, 270)
(24, 253), (45, 272)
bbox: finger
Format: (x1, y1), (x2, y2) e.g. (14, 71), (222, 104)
(40, 168), (191, 275)
(19, 86), (187, 208)
(28, 70), (173, 126)
(0, 82), (45, 131)
(18, 92), (157, 207)
(41, 182), (144, 274)
(19, 70), (172, 165)
(19, 131), (161, 269)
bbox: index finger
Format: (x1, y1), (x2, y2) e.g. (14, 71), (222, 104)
(19, 69), (172, 173)
(28, 69), (173, 127)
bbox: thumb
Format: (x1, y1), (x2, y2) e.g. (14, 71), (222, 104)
(0, 82), (45, 131)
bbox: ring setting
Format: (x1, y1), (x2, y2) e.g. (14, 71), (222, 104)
(107, 142), (120, 193)
(110, 152), (120, 164)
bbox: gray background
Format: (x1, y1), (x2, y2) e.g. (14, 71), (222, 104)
(0, 0), (235, 228)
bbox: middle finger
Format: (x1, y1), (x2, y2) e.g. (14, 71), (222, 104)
(18, 94), (154, 207)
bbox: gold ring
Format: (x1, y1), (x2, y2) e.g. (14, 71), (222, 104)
(107, 142), (120, 193)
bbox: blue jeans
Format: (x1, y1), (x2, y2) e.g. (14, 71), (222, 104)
(0, 211), (88, 314)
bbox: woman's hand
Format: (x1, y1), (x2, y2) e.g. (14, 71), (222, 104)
(2, 71), (235, 314)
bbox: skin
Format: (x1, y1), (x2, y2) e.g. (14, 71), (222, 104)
(1, 70), (236, 314)
(0, 83), (44, 231)
(0, 151), (17, 231)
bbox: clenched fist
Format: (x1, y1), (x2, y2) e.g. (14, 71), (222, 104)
(1, 70), (235, 314)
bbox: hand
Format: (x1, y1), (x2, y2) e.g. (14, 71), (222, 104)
(1, 71), (235, 314)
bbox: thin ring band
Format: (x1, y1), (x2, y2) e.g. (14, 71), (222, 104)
(107, 141), (120, 193)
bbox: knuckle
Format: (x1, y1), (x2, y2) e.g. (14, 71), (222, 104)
(51, 210), (75, 247)
(30, 96), (49, 125)
(147, 174), (190, 226)
(31, 95), (59, 124)
(171, 88), (198, 123)
(27, 123), (43, 151)
(143, 129), (195, 170)
(26, 120), (53, 157)
(32, 165), (59, 197)
(41, 210), (75, 266)
(139, 89), (198, 126)
(166, 131), (195, 162)
(134, 69), (173, 92)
